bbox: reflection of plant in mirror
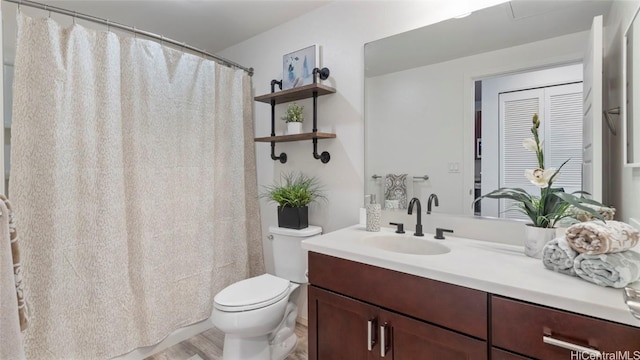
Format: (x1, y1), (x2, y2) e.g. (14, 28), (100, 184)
(473, 114), (607, 228)
(282, 103), (304, 123)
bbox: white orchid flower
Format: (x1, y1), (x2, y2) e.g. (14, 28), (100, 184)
(522, 138), (542, 153)
(524, 168), (556, 188)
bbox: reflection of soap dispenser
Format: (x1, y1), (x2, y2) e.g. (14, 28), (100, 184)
(366, 194), (381, 232)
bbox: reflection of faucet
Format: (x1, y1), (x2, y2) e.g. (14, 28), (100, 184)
(407, 198), (424, 237)
(427, 194), (439, 214)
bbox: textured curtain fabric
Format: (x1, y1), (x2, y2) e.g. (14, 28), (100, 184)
(0, 199), (25, 359)
(10, 14), (264, 359)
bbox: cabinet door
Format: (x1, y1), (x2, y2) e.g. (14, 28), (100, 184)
(381, 310), (488, 360)
(309, 286), (379, 360)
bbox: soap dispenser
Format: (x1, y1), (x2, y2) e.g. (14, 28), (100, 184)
(366, 194), (381, 232)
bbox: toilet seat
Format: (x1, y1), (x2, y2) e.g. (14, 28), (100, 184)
(214, 274), (291, 312)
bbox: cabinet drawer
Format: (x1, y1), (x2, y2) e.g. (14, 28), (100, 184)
(308, 252), (488, 339)
(492, 295), (640, 359)
(491, 348), (531, 360)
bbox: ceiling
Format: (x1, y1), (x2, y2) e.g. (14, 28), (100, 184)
(2, 0), (331, 64)
(365, 0), (614, 77)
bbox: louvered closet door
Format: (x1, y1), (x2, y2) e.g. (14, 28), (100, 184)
(498, 83), (583, 220)
(499, 89), (544, 220)
(544, 83), (584, 195)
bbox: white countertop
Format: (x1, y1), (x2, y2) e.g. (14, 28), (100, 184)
(301, 224), (640, 328)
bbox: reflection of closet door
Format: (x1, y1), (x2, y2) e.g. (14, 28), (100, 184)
(544, 83), (584, 195)
(498, 83), (584, 220)
(499, 88), (544, 221)
(582, 15), (603, 202)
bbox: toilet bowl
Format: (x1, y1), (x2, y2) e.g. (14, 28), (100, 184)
(211, 225), (322, 360)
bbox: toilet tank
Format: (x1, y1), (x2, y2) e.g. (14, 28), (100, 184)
(269, 225), (322, 283)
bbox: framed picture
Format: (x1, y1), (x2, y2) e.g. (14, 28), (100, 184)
(282, 45), (318, 90)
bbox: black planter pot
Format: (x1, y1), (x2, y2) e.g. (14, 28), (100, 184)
(277, 206), (309, 230)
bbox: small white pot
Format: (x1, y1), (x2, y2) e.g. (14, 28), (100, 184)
(287, 122), (303, 135)
(524, 225), (557, 258)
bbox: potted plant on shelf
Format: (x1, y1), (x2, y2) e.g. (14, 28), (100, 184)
(282, 103), (304, 135)
(260, 172), (326, 229)
(472, 114), (608, 258)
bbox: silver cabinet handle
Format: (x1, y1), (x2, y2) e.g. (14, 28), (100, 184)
(543, 336), (601, 357)
(367, 319), (377, 351)
(380, 323), (389, 357)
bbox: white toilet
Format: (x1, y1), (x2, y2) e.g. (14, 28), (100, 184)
(212, 225), (322, 360)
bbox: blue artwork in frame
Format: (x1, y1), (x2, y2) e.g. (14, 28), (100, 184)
(282, 45), (318, 90)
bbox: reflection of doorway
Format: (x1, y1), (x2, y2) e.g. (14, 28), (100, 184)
(497, 83), (583, 220)
(475, 63), (584, 218)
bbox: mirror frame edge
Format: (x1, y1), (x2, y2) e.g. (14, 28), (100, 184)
(623, 1), (640, 167)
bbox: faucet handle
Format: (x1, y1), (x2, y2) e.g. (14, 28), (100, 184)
(389, 222), (405, 234)
(434, 228), (454, 240)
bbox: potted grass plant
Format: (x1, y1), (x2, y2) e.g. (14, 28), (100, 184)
(260, 172), (326, 229)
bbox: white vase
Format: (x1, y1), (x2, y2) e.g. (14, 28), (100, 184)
(287, 122), (302, 135)
(524, 225), (557, 258)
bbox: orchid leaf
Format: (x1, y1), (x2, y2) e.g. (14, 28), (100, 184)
(548, 158), (570, 184)
(551, 192), (605, 222)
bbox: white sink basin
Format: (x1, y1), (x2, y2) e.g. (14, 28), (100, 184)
(354, 234), (451, 255)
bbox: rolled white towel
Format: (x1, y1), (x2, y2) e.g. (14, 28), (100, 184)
(565, 220), (640, 255)
(542, 237), (578, 276)
(573, 250), (640, 288)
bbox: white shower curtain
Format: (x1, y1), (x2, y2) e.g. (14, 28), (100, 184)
(10, 14), (264, 359)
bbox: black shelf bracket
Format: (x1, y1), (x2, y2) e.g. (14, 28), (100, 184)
(269, 80), (287, 163)
(313, 67), (330, 83)
(311, 90), (330, 163)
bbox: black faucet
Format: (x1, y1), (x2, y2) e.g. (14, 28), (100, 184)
(407, 197), (424, 237)
(434, 227), (454, 240)
(427, 194), (439, 214)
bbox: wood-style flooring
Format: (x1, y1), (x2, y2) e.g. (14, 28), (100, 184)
(145, 323), (308, 360)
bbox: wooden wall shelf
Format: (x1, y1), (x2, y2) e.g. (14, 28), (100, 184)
(255, 83), (336, 104)
(255, 132), (336, 143)
(254, 76), (336, 164)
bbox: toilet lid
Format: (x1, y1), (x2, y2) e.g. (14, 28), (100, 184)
(214, 274), (290, 312)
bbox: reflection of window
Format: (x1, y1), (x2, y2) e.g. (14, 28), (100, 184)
(499, 83), (583, 220)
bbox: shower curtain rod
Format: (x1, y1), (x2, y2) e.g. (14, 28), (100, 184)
(4, 0), (254, 76)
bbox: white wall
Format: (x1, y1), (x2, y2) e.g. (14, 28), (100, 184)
(365, 35), (587, 217)
(605, 0), (640, 224)
(219, 0), (508, 273)
(219, 0), (508, 322)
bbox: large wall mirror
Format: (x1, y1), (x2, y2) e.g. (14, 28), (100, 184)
(364, 0), (612, 219)
(625, 3), (640, 166)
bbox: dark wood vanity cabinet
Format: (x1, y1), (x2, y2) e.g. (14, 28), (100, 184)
(308, 251), (640, 359)
(490, 348), (532, 360)
(308, 252), (488, 359)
